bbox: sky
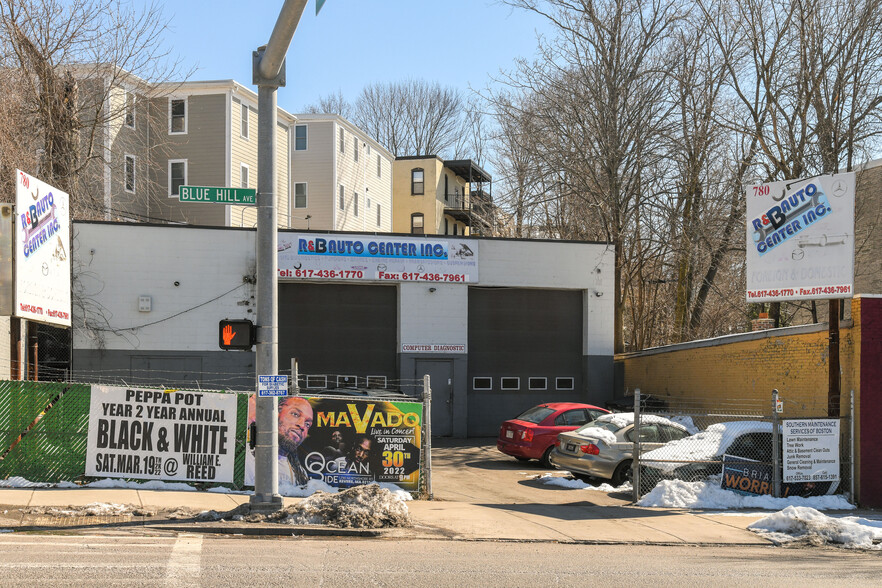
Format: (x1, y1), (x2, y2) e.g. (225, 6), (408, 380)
(149, 0), (553, 115)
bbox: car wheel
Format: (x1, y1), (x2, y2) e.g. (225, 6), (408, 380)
(514, 456), (530, 462)
(612, 461), (632, 487)
(540, 446), (555, 468)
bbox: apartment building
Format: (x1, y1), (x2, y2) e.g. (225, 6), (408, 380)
(392, 156), (493, 236)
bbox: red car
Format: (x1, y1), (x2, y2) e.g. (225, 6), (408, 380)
(497, 402), (610, 467)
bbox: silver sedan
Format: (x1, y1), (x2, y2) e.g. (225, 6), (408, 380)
(549, 413), (693, 486)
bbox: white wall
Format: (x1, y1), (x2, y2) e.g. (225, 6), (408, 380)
(73, 223), (256, 352)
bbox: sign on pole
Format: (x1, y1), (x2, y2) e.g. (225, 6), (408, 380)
(258, 374), (288, 397)
(179, 186), (256, 205)
(14, 170), (71, 327)
(745, 173), (855, 303)
(783, 419), (840, 483)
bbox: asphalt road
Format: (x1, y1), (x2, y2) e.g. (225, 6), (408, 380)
(0, 534), (879, 587)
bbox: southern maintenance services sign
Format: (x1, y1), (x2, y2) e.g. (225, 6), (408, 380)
(277, 233), (479, 283)
(745, 173), (854, 303)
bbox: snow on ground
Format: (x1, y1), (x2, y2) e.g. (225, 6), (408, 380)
(539, 473), (631, 492)
(637, 477), (854, 510)
(25, 502), (155, 517)
(748, 506), (882, 549)
(0, 477), (52, 488)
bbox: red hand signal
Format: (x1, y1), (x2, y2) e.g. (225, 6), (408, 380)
(222, 324), (236, 345)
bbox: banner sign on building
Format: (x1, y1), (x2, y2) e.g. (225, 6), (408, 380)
(14, 170), (71, 327)
(783, 418), (840, 483)
(277, 233), (478, 283)
(86, 386), (238, 483)
(245, 395), (422, 491)
(745, 173), (855, 302)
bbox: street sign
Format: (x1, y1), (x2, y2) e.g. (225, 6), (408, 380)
(258, 375), (289, 397)
(179, 186), (256, 205)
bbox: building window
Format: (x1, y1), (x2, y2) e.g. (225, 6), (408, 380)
(354, 137), (359, 162)
(240, 164), (249, 189)
(169, 98), (187, 134)
(444, 175), (449, 202)
(366, 375), (386, 389)
(337, 375), (357, 388)
(473, 377), (492, 391)
(411, 168), (424, 195)
(240, 103), (249, 139)
(411, 213), (424, 235)
(556, 377), (575, 391)
(339, 185), (345, 210)
(354, 192), (359, 216)
(501, 377), (520, 391)
(339, 127), (344, 153)
(168, 159), (187, 197)
(124, 154), (135, 193)
(376, 203), (381, 227)
(305, 375), (327, 389)
(376, 154), (381, 178)
(295, 182), (307, 208)
(528, 377), (547, 391)
(125, 91), (135, 129)
(295, 124), (307, 150)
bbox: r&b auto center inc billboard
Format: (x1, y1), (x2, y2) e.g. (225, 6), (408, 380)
(277, 233), (478, 283)
(13, 169), (71, 326)
(746, 173), (855, 302)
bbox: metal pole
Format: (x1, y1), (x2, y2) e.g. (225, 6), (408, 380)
(632, 387), (641, 503)
(772, 389), (781, 498)
(850, 389), (856, 505)
(249, 1), (307, 512)
(291, 358), (299, 396)
(423, 374), (433, 500)
(19, 318), (28, 381)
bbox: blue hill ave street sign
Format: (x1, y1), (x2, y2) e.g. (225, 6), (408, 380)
(179, 186), (256, 205)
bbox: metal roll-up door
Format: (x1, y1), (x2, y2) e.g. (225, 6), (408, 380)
(467, 287), (583, 436)
(279, 283), (397, 388)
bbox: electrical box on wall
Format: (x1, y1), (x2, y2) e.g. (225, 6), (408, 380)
(138, 296), (152, 312)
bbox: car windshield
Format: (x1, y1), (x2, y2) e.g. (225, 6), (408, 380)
(515, 406), (555, 424)
(576, 420), (621, 434)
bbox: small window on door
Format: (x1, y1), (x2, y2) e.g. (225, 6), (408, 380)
(528, 377), (547, 391)
(472, 377), (492, 391)
(556, 377), (575, 391)
(305, 375), (327, 389)
(366, 376), (387, 389)
(500, 377), (520, 391)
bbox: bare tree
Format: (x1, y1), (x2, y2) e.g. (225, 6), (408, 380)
(0, 0), (186, 220)
(302, 89), (352, 118)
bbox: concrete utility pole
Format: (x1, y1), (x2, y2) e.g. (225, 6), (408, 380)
(250, 0), (309, 512)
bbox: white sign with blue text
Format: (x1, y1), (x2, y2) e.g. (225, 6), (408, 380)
(277, 233), (479, 284)
(258, 375), (289, 397)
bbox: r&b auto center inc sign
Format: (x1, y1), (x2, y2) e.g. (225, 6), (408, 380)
(745, 173), (855, 302)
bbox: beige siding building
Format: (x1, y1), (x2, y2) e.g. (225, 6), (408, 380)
(392, 156), (493, 236)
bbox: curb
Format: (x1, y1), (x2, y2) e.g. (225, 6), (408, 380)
(154, 524), (384, 537)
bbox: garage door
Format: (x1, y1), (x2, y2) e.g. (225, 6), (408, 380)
(467, 287), (583, 436)
(279, 283), (397, 389)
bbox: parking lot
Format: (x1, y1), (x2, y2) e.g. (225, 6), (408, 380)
(430, 437), (631, 507)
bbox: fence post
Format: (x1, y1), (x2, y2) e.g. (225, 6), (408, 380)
(290, 358), (298, 395)
(632, 387), (641, 503)
(850, 389), (856, 505)
(422, 374), (433, 500)
(772, 389), (781, 498)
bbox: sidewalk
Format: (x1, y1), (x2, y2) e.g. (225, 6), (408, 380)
(0, 486), (775, 545)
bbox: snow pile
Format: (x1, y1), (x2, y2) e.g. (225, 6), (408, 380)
(80, 478), (197, 492)
(638, 478), (854, 510)
(540, 473), (631, 492)
(642, 421), (773, 473)
(280, 484), (410, 528)
(748, 506), (882, 549)
(0, 477), (52, 488)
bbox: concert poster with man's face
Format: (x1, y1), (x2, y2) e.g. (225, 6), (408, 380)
(246, 395), (422, 491)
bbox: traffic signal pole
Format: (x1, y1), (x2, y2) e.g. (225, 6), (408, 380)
(250, 0), (308, 512)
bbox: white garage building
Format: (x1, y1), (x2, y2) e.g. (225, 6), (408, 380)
(72, 222), (614, 437)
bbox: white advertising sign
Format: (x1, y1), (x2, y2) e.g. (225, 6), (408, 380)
(745, 173), (854, 303)
(86, 386), (238, 483)
(14, 170), (71, 326)
(278, 233), (479, 283)
(783, 418), (840, 483)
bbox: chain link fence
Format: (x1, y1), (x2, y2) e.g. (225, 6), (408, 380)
(631, 389), (854, 503)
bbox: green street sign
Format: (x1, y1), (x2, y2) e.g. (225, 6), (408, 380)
(179, 186), (256, 205)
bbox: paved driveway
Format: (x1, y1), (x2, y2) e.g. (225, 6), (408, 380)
(429, 437), (632, 507)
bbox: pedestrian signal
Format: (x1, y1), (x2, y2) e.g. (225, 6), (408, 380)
(219, 319), (255, 350)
